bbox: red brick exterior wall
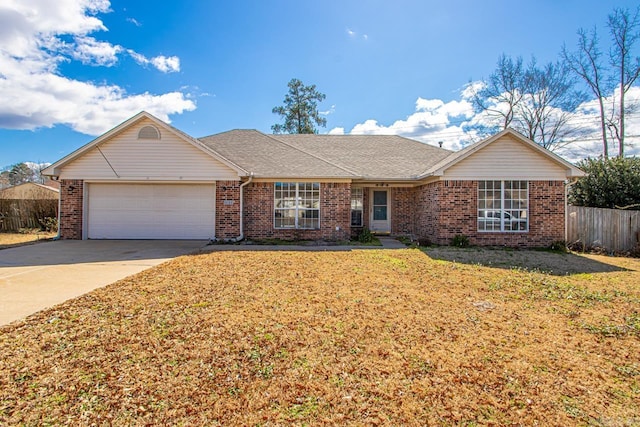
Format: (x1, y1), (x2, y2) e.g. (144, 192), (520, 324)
(243, 182), (351, 241)
(55, 177), (564, 247)
(414, 180), (565, 247)
(215, 180), (241, 239)
(415, 182), (440, 243)
(391, 187), (416, 235)
(59, 179), (83, 239)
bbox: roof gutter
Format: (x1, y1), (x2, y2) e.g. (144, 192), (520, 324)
(50, 176), (61, 240)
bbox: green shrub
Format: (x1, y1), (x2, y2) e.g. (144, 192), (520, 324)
(570, 157), (640, 209)
(549, 240), (567, 252)
(39, 216), (58, 232)
(451, 234), (470, 247)
(358, 228), (374, 244)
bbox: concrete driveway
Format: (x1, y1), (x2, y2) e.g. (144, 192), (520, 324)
(0, 240), (207, 326)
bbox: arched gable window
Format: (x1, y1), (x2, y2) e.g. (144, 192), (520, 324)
(138, 125), (161, 140)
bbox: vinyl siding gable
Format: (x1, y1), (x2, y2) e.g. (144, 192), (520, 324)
(442, 134), (569, 180)
(59, 118), (238, 181)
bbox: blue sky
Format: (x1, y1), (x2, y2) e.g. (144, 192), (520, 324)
(1, 0), (639, 168)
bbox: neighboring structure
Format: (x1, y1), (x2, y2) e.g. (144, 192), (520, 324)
(0, 182), (59, 231)
(43, 111), (585, 247)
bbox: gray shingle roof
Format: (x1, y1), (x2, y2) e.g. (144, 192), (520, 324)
(198, 130), (358, 178)
(198, 131), (453, 180)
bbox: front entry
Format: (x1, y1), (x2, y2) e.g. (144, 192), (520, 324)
(370, 189), (391, 234)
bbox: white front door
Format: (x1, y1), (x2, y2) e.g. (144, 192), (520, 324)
(370, 189), (391, 233)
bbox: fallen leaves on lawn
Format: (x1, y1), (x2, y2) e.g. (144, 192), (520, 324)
(0, 232), (56, 249)
(1, 249), (639, 425)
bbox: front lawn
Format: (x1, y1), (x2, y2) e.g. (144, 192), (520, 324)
(0, 232), (56, 249)
(1, 249), (638, 425)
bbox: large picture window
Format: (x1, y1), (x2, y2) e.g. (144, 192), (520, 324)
(351, 187), (364, 227)
(478, 180), (528, 232)
(274, 182), (320, 229)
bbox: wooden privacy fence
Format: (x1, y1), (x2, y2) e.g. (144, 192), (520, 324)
(0, 199), (58, 232)
(567, 205), (640, 252)
(0, 216), (41, 231)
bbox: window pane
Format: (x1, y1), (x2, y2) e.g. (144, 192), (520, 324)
(373, 191), (387, 206)
(274, 182), (320, 229)
(275, 209), (296, 228)
(299, 209), (319, 229)
(300, 209), (319, 219)
(351, 187), (364, 227)
(502, 180), (528, 233)
(374, 206), (387, 221)
(351, 187), (363, 210)
(351, 210), (363, 227)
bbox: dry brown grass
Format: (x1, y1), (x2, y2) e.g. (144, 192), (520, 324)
(1, 248), (639, 425)
(0, 232), (56, 249)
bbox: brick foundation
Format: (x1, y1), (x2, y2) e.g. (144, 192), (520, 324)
(59, 179), (84, 239)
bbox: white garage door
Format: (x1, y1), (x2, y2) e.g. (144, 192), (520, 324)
(87, 183), (216, 239)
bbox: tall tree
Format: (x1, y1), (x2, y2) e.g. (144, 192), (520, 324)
(471, 54), (524, 131)
(472, 55), (584, 151)
(562, 27), (611, 157)
(272, 78), (327, 134)
(607, 6), (640, 157)
(7, 163), (35, 185)
(518, 59), (585, 150)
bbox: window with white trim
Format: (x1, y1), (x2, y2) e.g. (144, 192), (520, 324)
(478, 180), (528, 232)
(274, 182), (320, 229)
(351, 187), (364, 227)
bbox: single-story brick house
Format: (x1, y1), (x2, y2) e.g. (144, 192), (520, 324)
(42, 111), (585, 246)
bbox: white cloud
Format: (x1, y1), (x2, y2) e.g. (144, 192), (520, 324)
(151, 55), (180, 73)
(71, 36), (122, 66)
(555, 86), (640, 161)
(126, 17), (141, 27)
(128, 50), (180, 73)
(345, 95), (475, 150)
(338, 84), (640, 160)
(319, 105), (335, 116)
(328, 127), (345, 135)
(0, 0), (193, 135)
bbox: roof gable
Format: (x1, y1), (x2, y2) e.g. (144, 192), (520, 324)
(421, 129), (586, 179)
(42, 111), (246, 178)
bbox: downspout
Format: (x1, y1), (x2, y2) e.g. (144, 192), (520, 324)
(53, 176), (61, 240)
(564, 178), (578, 243)
(235, 172), (254, 241)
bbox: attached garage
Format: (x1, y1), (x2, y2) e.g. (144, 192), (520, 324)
(86, 183), (216, 239)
